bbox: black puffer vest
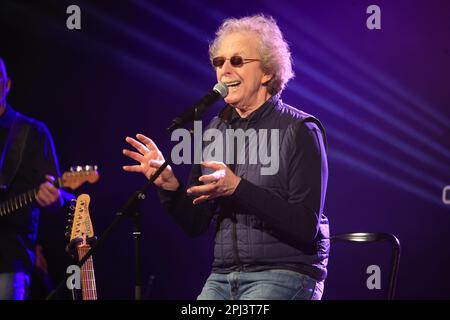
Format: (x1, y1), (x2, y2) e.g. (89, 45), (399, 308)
(202, 96), (330, 281)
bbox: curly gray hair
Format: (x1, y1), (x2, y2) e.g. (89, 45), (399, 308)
(209, 14), (294, 95)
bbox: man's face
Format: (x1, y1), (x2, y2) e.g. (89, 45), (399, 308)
(214, 32), (272, 110)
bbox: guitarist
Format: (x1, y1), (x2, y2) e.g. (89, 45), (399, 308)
(0, 57), (69, 300)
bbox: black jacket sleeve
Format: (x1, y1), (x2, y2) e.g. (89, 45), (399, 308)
(157, 163), (215, 237)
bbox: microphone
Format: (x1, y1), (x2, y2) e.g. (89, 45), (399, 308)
(168, 82), (228, 132)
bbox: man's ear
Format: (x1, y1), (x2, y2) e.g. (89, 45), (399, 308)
(261, 73), (273, 86)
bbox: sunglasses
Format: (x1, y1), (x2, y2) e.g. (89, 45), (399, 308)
(212, 55), (260, 68)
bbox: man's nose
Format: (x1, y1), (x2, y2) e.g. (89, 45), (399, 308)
(222, 59), (235, 71)
(217, 59), (233, 77)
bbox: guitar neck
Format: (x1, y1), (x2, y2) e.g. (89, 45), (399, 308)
(77, 246), (97, 300)
(0, 178), (62, 217)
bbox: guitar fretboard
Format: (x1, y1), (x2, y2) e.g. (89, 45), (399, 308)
(0, 178), (62, 217)
(77, 246), (97, 300)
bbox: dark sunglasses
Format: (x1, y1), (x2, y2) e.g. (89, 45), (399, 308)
(212, 55), (260, 68)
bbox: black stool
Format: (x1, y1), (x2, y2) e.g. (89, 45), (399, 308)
(330, 232), (401, 299)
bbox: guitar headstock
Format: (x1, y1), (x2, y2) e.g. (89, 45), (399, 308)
(66, 194), (94, 248)
(62, 165), (99, 190)
(65, 194), (98, 300)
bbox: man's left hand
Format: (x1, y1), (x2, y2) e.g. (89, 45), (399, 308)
(36, 175), (63, 209)
(187, 161), (241, 205)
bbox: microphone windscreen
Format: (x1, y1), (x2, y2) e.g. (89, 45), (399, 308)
(213, 82), (228, 98)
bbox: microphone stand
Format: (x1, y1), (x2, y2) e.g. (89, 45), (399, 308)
(47, 108), (198, 300)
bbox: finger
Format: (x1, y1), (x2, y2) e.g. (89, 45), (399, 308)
(198, 174), (218, 184)
(198, 169), (225, 183)
(44, 175), (57, 192)
(45, 175), (56, 182)
(122, 165), (144, 172)
(136, 134), (160, 153)
(41, 182), (59, 196)
(192, 195), (210, 205)
(123, 149), (144, 163)
(125, 136), (149, 155)
(40, 184), (55, 198)
(187, 183), (217, 196)
(36, 188), (52, 206)
(193, 191), (222, 204)
(201, 161), (226, 170)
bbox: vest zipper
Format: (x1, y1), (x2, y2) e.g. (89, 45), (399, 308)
(232, 217), (242, 270)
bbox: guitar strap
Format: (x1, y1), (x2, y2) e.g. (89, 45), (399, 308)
(0, 111), (31, 192)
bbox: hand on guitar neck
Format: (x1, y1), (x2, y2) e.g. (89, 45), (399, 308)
(35, 174), (64, 210)
(0, 165), (99, 217)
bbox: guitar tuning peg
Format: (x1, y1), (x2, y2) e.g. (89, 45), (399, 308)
(94, 165), (98, 171)
(65, 231), (71, 239)
(70, 166), (75, 172)
(67, 219), (73, 225)
(76, 166), (82, 172)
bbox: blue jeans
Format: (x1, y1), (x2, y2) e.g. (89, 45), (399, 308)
(197, 270), (323, 300)
(0, 272), (30, 300)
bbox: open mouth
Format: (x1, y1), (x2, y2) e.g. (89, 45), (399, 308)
(224, 80), (241, 88)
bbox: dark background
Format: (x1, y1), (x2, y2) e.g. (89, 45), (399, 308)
(1, 0), (449, 299)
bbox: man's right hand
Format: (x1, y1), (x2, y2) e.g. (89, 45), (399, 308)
(122, 133), (180, 191)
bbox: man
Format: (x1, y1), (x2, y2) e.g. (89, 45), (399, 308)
(123, 14), (329, 300)
(0, 57), (65, 299)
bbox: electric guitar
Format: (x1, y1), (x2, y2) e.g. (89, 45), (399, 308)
(66, 193), (97, 300)
(0, 165), (99, 217)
